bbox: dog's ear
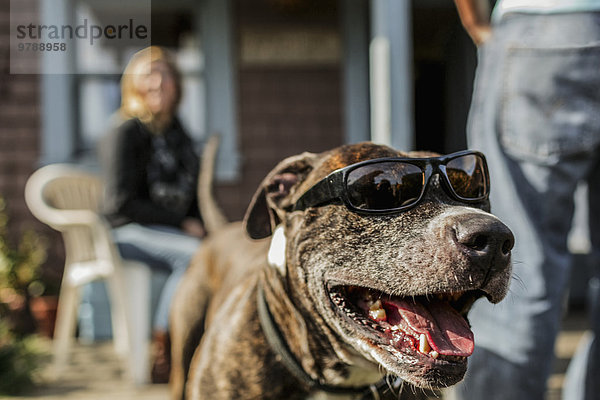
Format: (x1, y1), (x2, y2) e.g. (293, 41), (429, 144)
(244, 152), (316, 239)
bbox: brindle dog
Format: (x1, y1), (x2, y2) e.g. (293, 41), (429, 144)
(170, 142), (514, 400)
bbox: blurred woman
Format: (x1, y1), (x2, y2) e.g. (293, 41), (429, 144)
(99, 46), (204, 383)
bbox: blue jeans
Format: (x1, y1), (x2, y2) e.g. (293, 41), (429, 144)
(449, 12), (600, 400)
(564, 271), (600, 400)
(112, 223), (201, 331)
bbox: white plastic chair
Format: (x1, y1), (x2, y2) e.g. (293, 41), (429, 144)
(24, 164), (151, 385)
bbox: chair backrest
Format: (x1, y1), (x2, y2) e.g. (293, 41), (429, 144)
(24, 164), (115, 269)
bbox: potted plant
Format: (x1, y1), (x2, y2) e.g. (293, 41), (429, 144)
(0, 318), (47, 395)
(0, 197), (50, 394)
(0, 197), (56, 338)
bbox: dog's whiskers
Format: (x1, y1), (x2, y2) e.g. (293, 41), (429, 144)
(396, 379), (407, 399)
(510, 272), (525, 291)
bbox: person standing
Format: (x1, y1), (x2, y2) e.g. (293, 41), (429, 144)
(452, 1), (600, 399)
(99, 46), (205, 383)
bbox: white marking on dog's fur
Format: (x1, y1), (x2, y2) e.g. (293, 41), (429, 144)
(307, 393), (356, 400)
(268, 225), (287, 276)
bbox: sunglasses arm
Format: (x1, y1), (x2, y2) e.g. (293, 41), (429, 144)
(293, 173), (344, 211)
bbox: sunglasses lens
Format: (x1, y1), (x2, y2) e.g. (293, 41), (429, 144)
(446, 154), (488, 199)
(346, 162), (424, 211)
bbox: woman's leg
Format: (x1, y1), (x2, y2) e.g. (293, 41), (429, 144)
(112, 223), (201, 330)
(111, 223), (201, 383)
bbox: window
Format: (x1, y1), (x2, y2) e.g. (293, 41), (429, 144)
(41, 0), (239, 180)
(46, 0), (206, 160)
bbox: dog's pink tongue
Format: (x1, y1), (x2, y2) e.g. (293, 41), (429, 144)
(388, 298), (474, 357)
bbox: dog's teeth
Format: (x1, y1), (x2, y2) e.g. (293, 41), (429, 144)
(429, 351), (439, 359)
(368, 300), (387, 321)
(369, 309), (387, 321)
(419, 334), (431, 354)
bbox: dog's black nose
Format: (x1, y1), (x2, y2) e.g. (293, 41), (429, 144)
(452, 214), (514, 263)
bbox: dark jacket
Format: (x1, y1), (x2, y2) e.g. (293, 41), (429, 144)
(100, 117), (201, 228)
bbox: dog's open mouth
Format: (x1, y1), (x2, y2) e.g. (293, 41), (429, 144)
(328, 285), (483, 364)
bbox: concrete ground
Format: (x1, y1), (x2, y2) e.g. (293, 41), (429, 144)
(2, 340), (168, 400)
(1, 310), (590, 400)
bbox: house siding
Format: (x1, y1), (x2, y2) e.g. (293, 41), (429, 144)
(214, 0), (344, 222)
(0, 0), (64, 285)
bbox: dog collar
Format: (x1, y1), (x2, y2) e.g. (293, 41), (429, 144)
(256, 284), (391, 399)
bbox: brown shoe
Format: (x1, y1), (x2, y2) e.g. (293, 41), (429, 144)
(150, 330), (171, 384)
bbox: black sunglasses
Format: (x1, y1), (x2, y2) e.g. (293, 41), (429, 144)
(293, 150), (490, 214)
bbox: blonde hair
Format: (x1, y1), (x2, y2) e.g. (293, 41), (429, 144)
(119, 46), (182, 126)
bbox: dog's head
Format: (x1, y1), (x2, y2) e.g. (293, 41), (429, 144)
(243, 142), (513, 389)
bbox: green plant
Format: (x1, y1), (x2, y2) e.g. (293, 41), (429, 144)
(0, 319), (47, 395)
(0, 198), (50, 394)
(0, 197), (49, 303)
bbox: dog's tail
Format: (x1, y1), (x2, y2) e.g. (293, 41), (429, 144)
(198, 134), (228, 234)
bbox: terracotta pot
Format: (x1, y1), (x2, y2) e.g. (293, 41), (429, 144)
(0, 294), (36, 334)
(29, 296), (58, 338)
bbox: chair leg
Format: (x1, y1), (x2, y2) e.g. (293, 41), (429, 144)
(106, 270), (132, 362)
(122, 261), (152, 385)
(52, 282), (80, 377)
(106, 262), (151, 385)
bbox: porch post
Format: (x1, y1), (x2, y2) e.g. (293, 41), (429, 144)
(40, 0), (75, 163)
(201, 0), (240, 181)
(370, 0), (414, 151)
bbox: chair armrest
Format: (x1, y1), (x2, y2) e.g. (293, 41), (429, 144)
(24, 164), (102, 231)
(30, 206), (100, 232)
